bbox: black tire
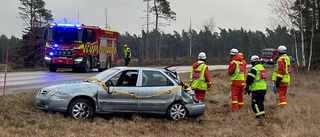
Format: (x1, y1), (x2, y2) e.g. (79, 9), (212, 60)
(82, 57), (91, 73)
(68, 98), (94, 119)
(106, 57), (112, 69)
(166, 102), (187, 120)
(49, 65), (57, 72)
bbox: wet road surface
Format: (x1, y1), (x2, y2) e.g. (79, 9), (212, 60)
(0, 65), (230, 95)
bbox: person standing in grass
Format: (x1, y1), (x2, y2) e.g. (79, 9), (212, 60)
(245, 55), (266, 118)
(124, 44), (131, 66)
(228, 48), (246, 111)
(190, 52), (211, 101)
(272, 45), (291, 109)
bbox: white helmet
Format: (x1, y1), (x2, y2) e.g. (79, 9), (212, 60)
(250, 55), (260, 63)
(278, 45), (287, 53)
(198, 52), (207, 60)
(230, 48), (238, 55)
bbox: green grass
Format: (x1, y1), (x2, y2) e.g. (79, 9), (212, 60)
(0, 66), (319, 136)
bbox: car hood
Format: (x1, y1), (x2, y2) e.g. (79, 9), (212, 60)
(41, 81), (99, 94)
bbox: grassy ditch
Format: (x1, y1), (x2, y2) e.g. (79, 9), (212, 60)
(0, 66), (319, 136)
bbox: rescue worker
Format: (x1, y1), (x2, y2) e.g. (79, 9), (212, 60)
(124, 44), (131, 66)
(272, 45), (290, 109)
(190, 52), (212, 101)
(245, 55), (266, 118)
(228, 48), (245, 110)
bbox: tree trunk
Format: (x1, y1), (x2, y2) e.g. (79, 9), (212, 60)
(293, 29), (300, 66)
(300, 0), (306, 69)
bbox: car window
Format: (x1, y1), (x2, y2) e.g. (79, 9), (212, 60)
(142, 70), (173, 86)
(107, 70), (138, 87)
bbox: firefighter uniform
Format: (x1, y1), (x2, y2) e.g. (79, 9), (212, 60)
(228, 53), (245, 110)
(124, 44), (131, 66)
(190, 52), (211, 101)
(272, 52), (291, 109)
(246, 59), (266, 118)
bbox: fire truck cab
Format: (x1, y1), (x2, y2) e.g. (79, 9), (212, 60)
(260, 48), (279, 65)
(44, 23), (119, 72)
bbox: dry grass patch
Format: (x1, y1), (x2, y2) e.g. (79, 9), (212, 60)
(0, 65), (319, 136)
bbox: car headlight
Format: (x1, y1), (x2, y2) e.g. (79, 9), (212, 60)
(46, 88), (59, 98)
(270, 59), (273, 61)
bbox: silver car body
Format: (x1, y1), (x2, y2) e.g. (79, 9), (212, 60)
(35, 67), (205, 119)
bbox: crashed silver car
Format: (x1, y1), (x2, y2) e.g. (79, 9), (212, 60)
(35, 67), (205, 120)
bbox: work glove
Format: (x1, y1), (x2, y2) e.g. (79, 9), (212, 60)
(244, 86), (251, 95)
(207, 87), (210, 91)
(276, 77), (282, 87)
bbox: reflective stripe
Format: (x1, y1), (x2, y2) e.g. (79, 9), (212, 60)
(278, 102), (287, 105)
(238, 102), (244, 105)
(231, 101), (238, 103)
(254, 104), (260, 115)
(248, 73), (255, 78)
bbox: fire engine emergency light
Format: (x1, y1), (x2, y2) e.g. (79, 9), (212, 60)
(54, 44), (59, 48)
(49, 52), (54, 56)
(51, 23), (81, 28)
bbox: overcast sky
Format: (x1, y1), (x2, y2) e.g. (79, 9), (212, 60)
(1, 0), (273, 38)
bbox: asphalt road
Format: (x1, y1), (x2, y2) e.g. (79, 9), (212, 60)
(0, 65), (231, 95)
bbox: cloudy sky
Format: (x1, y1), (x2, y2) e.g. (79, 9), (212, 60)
(1, 0), (273, 38)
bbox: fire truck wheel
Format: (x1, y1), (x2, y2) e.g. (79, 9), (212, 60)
(83, 57), (91, 73)
(106, 57), (111, 69)
(49, 65), (57, 72)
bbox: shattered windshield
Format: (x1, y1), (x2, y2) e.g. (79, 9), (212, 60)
(47, 27), (84, 44)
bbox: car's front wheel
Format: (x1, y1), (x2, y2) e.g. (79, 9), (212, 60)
(166, 102), (187, 120)
(68, 98), (94, 119)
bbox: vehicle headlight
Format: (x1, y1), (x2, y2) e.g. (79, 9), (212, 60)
(73, 46), (80, 50)
(45, 56), (51, 61)
(46, 88), (59, 98)
(74, 57), (83, 62)
(270, 59), (273, 61)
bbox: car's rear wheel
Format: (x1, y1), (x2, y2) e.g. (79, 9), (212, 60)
(166, 102), (187, 120)
(68, 98), (94, 119)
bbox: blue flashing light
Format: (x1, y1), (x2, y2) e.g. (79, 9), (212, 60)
(54, 44), (59, 48)
(49, 52), (54, 56)
(56, 23), (81, 27)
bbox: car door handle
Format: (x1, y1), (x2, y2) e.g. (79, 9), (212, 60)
(129, 92), (135, 94)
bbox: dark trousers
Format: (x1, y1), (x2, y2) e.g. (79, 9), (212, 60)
(251, 90), (266, 118)
(125, 58), (131, 66)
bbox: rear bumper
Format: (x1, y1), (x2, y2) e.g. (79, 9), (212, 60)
(185, 102), (205, 117)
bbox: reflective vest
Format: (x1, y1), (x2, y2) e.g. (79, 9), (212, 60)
(231, 60), (245, 81)
(249, 64), (267, 91)
(272, 55), (290, 84)
(190, 64), (208, 90)
(124, 47), (131, 58)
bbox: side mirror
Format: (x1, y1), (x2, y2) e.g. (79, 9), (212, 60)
(43, 28), (48, 41)
(107, 86), (113, 94)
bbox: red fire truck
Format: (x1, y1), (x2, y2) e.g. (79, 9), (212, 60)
(43, 23), (119, 72)
(260, 48), (279, 65)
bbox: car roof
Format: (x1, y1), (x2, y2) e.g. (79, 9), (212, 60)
(113, 67), (167, 71)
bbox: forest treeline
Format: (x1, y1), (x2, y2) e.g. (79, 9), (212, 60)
(0, 0), (319, 70)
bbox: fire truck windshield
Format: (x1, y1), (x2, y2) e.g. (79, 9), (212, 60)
(261, 51), (274, 55)
(47, 27), (83, 44)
